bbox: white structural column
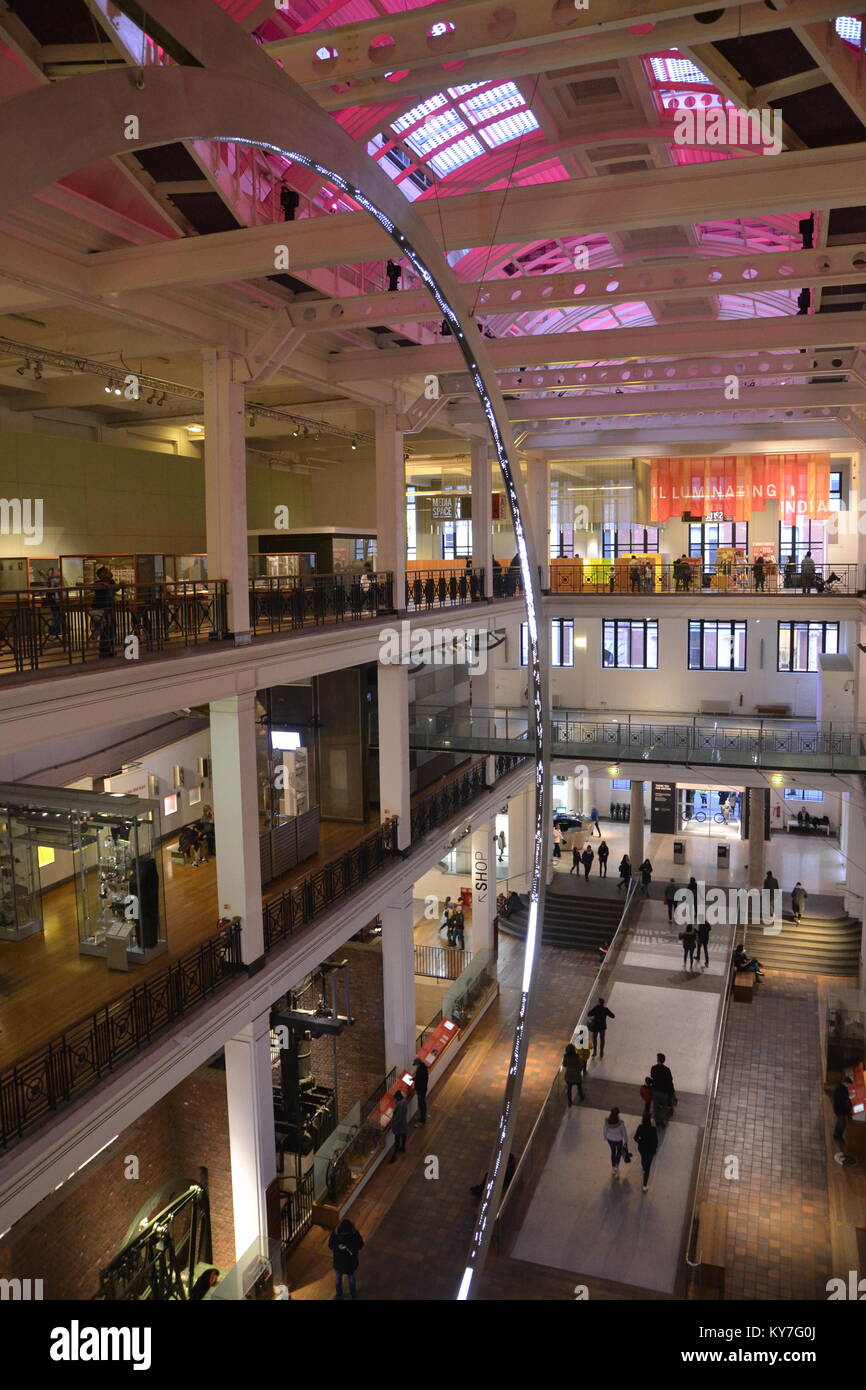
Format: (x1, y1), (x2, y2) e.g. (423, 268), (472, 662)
(507, 785), (531, 890)
(381, 884), (417, 1074)
(747, 787), (766, 889)
(202, 348), (250, 644)
(470, 439), (494, 595)
(525, 451), (551, 591)
(209, 693), (264, 963)
(377, 663), (411, 851)
(375, 407), (406, 610)
(841, 781), (866, 972)
(225, 1008), (277, 1261)
(470, 821), (497, 952)
(629, 779), (645, 868)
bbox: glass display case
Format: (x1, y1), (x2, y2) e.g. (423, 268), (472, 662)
(0, 782), (167, 968)
(248, 552), (315, 582)
(60, 554), (165, 589)
(168, 554), (208, 583)
(826, 987), (865, 1080)
(0, 811), (43, 940)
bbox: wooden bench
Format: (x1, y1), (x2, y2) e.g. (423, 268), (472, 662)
(733, 971), (755, 1002)
(696, 1200), (727, 1297)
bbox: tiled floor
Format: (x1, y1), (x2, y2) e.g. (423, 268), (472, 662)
(698, 972), (835, 1300)
(282, 935), (598, 1300)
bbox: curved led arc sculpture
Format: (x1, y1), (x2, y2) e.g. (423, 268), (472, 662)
(0, 0), (551, 1296)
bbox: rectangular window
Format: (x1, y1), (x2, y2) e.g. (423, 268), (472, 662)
(406, 485), (417, 561)
(783, 788), (824, 801)
(777, 620), (839, 672)
(829, 470), (844, 513)
(441, 518), (472, 558)
(520, 618), (573, 667)
(688, 620), (747, 671)
(602, 619), (659, 669)
(602, 524), (660, 558)
(779, 520), (825, 566)
(688, 521), (748, 569)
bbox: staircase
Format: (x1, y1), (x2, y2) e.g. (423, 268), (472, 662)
(500, 889), (624, 951)
(746, 912), (861, 977)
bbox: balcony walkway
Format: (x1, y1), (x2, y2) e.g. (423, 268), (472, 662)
(410, 706), (866, 773)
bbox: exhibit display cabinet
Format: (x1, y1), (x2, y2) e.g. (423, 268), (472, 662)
(0, 783), (167, 970)
(0, 557), (62, 593)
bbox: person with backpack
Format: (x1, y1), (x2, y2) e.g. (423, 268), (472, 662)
(680, 922), (697, 971)
(581, 843), (594, 880)
(562, 1042), (586, 1106)
(602, 1107), (630, 1177)
(587, 998), (615, 1059)
(597, 840), (609, 877)
(617, 854), (631, 891)
(634, 1116), (658, 1193)
(328, 1218), (364, 1300)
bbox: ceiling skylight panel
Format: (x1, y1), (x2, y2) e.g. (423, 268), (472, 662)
(835, 16), (861, 43)
(481, 111), (539, 147)
(649, 54), (711, 84)
(391, 92), (448, 135)
(458, 81), (529, 123)
(402, 107), (469, 158)
(428, 134), (485, 175)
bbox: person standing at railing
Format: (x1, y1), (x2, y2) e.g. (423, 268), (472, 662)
(783, 555), (796, 588)
(386, 257), (402, 292)
(801, 551), (816, 593)
(279, 179), (299, 221)
(388, 1090), (408, 1163)
(752, 554), (766, 591)
(412, 1056), (429, 1127)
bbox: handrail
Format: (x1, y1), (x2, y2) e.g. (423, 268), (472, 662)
(493, 879), (639, 1248)
(549, 559), (861, 597)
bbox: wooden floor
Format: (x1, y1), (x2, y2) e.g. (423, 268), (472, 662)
(0, 815), (377, 1075)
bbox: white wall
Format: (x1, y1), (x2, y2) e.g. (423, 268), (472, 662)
(104, 729), (212, 840)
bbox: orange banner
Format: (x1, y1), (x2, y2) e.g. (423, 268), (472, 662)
(650, 453), (831, 524)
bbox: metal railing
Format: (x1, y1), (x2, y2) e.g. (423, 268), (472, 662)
(549, 559), (861, 597)
(494, 882), (639, 1254)
(414, 944), (471, 979)
(280, 1169), (315, 1253)
(0, 580), (228, 674)
(409, 759), (489, 841)
(416, 1010), (443, 1055)
(404, 568), (486, 610)
(263, 819), (400, 951)
(0, 918), (243, 1151)
(249, 572), (394, 635)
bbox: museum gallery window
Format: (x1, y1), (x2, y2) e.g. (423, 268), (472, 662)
(602, 619), (659, 669)
(602, 525), (660, 558)
(520, 618), (573, 667)
(777, 621), (839, 673)
(779, 519), (825, 566)
(688, 620), (746, 671)
(688, 522), (748, 570)
(783, 788), (824, 801)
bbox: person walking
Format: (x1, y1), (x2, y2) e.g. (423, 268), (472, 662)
(589, 806), (601, 836)
(597, 839), (609, 877)
(832, 1075), (854, 1148)
(552, 824), (562, 860)
(763, 869), (779, 893)
(587, 998), (615, 1059)
(617, 854), (631, 891)
(328, 1218), (364, 1300)
(687, 876), (699, 920)
(634, 1116), (658, 1193)
(388, 1090), (408, 1161)
(453, 908), (465, 952)
(562, 1042), (586, 1106)
(570, 842), (581, 875)
(663, 878), (677, 923)
(412, 1056), (429, 1126)
(696, 919), (711, 969)
(680, 922), (697, 971)
(792, 881), (807, 922)
(638, 858), (653, 896)
(650, 1053), (676, 1128)
(602, 1107), (630, 1177)
(581, 843), (594, 880)
(385, 258), (401, 292)
(639, 1076), (654, 1122)
(91, 564), (119, 658)
(497, 829), (506, 862)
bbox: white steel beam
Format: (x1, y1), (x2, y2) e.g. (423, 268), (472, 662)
(329, 313), (866, 380)
(792, 20), (866, 127)
(449, 384), (866, 423)
(283, 243), (866, 330)
(86, 144), (866, 294)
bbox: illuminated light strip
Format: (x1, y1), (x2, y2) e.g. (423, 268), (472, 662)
(213, 145), (548, 1300)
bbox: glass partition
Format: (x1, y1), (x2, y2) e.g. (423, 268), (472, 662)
(0, 812), (43, 940)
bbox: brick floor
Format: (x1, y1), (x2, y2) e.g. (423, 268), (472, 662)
(283, 938), (597, 1300)
(698, 972), (834, 1300)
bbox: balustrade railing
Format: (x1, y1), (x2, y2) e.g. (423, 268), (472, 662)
(0, 918), (243, 1151)
(549, 559), (860, 597)
(0, 581), (228, 675)
(249, 572), (394, 634)
(409, 759), (488, 841)
(280, 1169), (315, 1252)
(414, 944), (471, 980)
(404, 568), (485, 610)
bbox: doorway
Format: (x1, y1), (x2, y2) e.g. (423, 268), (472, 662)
(678, 786), (742, 840)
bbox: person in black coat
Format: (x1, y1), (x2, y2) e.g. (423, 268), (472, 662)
(279, 180), (300, 221)
(634, 1117), (658, 1192)
(412, 1056), (429, 1126)
(586, 999), (615, 1059)
(328, 1218), (364, 1300)
(597, 840), (609, 876)
(581, 843), (594, 880)
(388, 1090), (408, 1162)
(833, 1076), (854, 1147)
(650, 1053), (675, 1127)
